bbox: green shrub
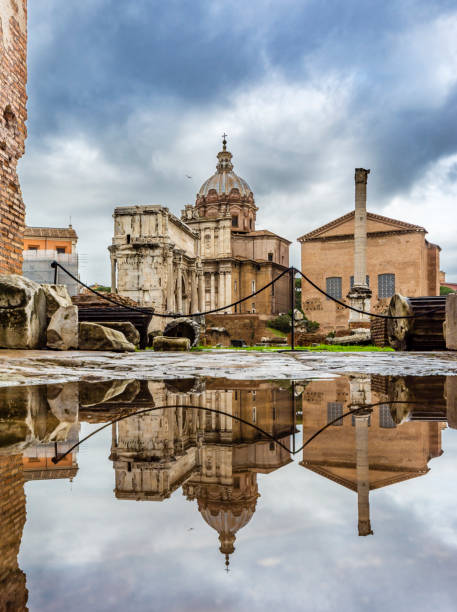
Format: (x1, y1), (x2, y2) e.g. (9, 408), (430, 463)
(440, 286), (456, 295)
(267, 314), (291, 333)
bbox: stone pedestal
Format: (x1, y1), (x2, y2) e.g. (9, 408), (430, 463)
(347, 286), (372, 330)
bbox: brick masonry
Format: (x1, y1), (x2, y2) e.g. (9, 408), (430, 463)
(0, 453), (28, 611)
(0, 0), (27, 274)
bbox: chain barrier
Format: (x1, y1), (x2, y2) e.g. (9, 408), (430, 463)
(52, 261), (444, 322)
(52, 398), (425, 465)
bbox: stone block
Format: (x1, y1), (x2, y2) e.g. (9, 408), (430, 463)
(41, 284), (72, 321)
(97, 321), (140, 346)
(0, 274), (47, 348)
(46, 305), (78, 350)
(445, 294), (457, 350)
(153, 336), (190, 351)
(78, 322), (135, 352)
(445, 377), (457, 429)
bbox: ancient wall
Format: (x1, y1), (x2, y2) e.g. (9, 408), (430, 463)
(231, 261), (290, 316)
(0, 454), (28, 611)
(0, 0), (27, 274)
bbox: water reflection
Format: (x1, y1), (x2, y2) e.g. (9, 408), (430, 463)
(0, 374), (456, 610)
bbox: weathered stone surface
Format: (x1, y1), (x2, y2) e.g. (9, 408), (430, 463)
(326, 332), (371, 345)
(0, 0), (28, 276)
(97, 321), (140, 346)
(46, 305), (78, 350)
(445, 294), (457, 350)
(164, 318), (200, 347)
(153, 336), (191, 351)
(79, 379), (133, 407)
(46, 383), (79, 422)
(78, 322), (135, 352)
(41, 284), (72, 321)
(446, 376), (457, 429)
(0, 274), (47, 349)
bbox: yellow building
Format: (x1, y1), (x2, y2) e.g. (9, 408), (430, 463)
(298, 211), (440, 332)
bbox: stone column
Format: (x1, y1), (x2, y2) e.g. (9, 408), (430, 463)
(191, 268), (198, 313)
(198, 269), (205, 312)
(347, 168), (372, 328)
(176, 258), (183, 314)
(167, 247), (175, 313)
(218, 270), (225, 310)
(110, 254), (117, 293)
(210, 272), (216, 311)
(355, 412), (373, 536)
(225, 270), (232, 313)
(350, 375), (373, 536)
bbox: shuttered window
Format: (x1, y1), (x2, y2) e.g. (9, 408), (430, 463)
(326, 277), (342, 299)
(379, 405), (396, 428)
(378, 273), (395, 298)
(327, 402), (343, 426)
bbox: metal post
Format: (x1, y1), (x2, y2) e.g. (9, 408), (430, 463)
(52, 261), (58, 284)
(290, 267), (295, 351)
(292, 380), (296, 454)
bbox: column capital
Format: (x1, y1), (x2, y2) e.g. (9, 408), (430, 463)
(355, 168), (370, 183)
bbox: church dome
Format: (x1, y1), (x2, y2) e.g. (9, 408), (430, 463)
(197, 137), (253, 198)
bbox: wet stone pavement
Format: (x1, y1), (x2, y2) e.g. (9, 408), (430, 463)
(0, 349), (456, 386)
(0, 351), (457, 611)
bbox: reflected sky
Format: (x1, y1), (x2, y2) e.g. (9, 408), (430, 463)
(1, 375), (456, 611)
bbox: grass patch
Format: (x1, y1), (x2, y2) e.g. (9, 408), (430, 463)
(266, 326), (287, 338)
(192, 344), (394, 352)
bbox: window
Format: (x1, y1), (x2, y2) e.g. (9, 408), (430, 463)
(378, 273), (395, 298)
(234, 280), (237, 294)
(56, 247), (66, 254)
(326, 277), (342, 299)
(268, 252), (273, 262)
(27, 245), (38, 251)
(249, 218), (253, 230)
(327, 402), (343, 426)
(232, 215), (238, 227)
(379, 405), (396, 428)
(251, 302), (256, 313)
(350, 275), (369, 288)
(252, 407), (256, 423)
(251, 280), (256, 293)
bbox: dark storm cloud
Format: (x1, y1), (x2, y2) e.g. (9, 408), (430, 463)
(21, 0), (457, 282)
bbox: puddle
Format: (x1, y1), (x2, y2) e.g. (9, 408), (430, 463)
(1, 374), (457, 611)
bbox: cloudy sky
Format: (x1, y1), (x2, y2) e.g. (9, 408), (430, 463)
(20, 0), (457, 285)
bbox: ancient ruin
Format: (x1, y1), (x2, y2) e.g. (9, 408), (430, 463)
(0, 0), (27, 274)
(110, 138), (291, 322)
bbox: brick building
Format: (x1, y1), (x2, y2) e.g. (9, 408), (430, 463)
(298, 211), (441, 332)
(0, 0), (27, 274)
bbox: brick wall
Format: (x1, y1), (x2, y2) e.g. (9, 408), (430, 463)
(0, 0), (27, 274)
(204, 314), (266, 345)
(0, 454), (28, 611)
(370, 317), (389, 347)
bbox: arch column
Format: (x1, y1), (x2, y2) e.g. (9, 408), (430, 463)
(167, 247), (175, 313)
(191, 267), (198, 313)
(110, 254), (117, 294)
(176, 257), (183, 314)
(198, 268), (205, 312)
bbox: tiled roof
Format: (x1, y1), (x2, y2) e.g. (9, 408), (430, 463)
(297, 211), (426, 242)
(24, 226), (78, 239)
(243, 229), (292, 244)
